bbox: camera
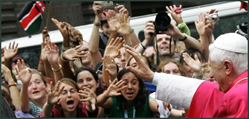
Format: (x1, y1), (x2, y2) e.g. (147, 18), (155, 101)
(208, 13), (219, 22)
(153, 11), (171, 35)
(102, 1), (114, 10)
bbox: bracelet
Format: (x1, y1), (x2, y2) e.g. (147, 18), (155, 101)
(51, 64), (62, 72)
(130, 28), (134, 33)
(93, 22), (101, 27)
(179, 34), (187, 41)
(140, 43), (146, 50)
(8, 83), (17, 88)
(60, 53), (69, 62)
(39, 59), (43, 64)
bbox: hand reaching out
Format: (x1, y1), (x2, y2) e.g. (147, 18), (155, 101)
(107, 10), (120, 32)
(166, 5), (183, 24)
(1, 64), (14, 83)
(195, 13), (212, 37)
(15, 60), (31, 85)
(104, 37), (124, 58)
(105, 79), (127, 97)
(47, 41), (59, 65)
(92, 1), (103, 16)
(117, 12), (131, 36)
(45, 81), (64, 105)
(182, 53), (201, 73)
(4, 41), (18, 60)
(62, 45), (85, 61)
(103, 55), (117, 80)
(78, 87), (97, 111)
(51, 18), (69, 41)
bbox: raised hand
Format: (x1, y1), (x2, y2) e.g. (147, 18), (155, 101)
(78, 87), (97, 111)
(4, 41), (18, 60)
(104, 37), (124, 58)
(46, 81), (64, 105)
(62, 44), (85, 61)
(144, 20), (156, 40)
(47, 41), (59, 65)
(117, 12), (131, 36)
(51, 18), (69, 41)
(42, 27), (50, 43)
(166, 5), (183, 24)
(1, 64), (14, 83)
(195, 13), (212, 37)
(105, 79), (127, 97)
(115, 4), (129, 15)
(207, 9), (219, 27)
(92, 1), (103, 15)
(182, 53), (201, 73)
(125, 45), (154, 82)
(103, 55), (117, 80)
(107, 10), (120, 32)
(16, 60), (31, 85)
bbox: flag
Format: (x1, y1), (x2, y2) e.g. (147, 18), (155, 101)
(240, 1), (248, 11)
(17, 1), (46, 34)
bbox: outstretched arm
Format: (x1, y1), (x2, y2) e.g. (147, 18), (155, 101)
(125, 45), (203, 109)
(97, 79), (126, 108)
(89, 1), (103, 69)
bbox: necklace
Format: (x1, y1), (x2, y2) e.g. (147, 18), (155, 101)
(234, 77), (247, 86)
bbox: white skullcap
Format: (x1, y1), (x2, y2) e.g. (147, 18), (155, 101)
(213, 33), (248, 53)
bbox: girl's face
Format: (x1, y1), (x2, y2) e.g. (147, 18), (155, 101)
(28, 74), (47, 101)
(77, 70), (99, 93)
(58, 82), (80, 112)
(120, 72), (140, 102)
(163, 62), (182, 76)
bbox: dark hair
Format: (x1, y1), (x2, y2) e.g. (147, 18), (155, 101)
(74, 66), (104, 95)
(75, 66), (99, 82)
(179, 48), (205, 65)
(116, 68), (148, 113)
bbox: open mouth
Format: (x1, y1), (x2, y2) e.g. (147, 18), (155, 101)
(126, 92), (134, 98)
(32, 91), (40, 94)
(67, 100), (74, 105)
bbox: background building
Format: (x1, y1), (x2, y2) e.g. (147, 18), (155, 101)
(1, 1), (215, 41)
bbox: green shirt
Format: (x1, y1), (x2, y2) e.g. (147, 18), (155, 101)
(104, 96), (152, 118)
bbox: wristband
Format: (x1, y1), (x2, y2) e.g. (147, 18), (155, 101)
(8, 83), (17, 88)
(179, 34), (187, 41)
(140, 43), (146, 50)
(93, 22), (101, 27)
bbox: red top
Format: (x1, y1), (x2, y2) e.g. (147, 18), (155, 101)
(187, 70), (248, 118)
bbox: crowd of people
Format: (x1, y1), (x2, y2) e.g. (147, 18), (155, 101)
(1, 1), (248, 118)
